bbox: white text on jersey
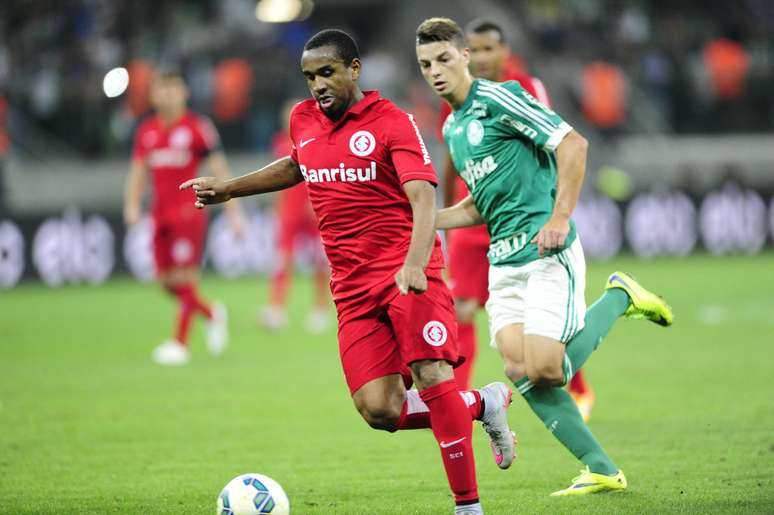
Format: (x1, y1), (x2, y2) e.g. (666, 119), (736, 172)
(460, 155), (497, 191)
(300, 162), (377, 183)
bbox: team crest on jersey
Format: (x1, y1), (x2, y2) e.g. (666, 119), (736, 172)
(422, 321), (448, 347)
(349, 130), (376, 157)
(170, 127), (192, 149)
(467, 120), (484, 146)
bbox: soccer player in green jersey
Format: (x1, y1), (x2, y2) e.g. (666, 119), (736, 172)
(415, 17), (674, 496)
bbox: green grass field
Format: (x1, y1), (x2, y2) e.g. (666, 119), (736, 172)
(1, 254), (773, 514)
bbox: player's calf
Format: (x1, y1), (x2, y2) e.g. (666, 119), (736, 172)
(352, 375), (406, 431)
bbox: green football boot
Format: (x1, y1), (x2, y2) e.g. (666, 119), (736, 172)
(606, 271), (673, 327)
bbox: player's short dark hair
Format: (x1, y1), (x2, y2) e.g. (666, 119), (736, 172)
(304, 29), (360, 65)
(416, 17), (465, 48)
(465, 19), (506, 44)
(154, 65), (185, 82)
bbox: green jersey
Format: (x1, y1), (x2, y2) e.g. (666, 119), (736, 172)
(442, 78), (577, 267)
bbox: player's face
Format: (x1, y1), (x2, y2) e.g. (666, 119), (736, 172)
(301, 46), (361, 121)
(416, 41), (470, 97)
(150, 77), (188, 113)
(467, 31), (508, 81)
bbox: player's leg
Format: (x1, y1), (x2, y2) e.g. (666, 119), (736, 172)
(259, 249), (293, 331)
(447, 235), (489, 390)
(305, 231), (331, 334)
(390, 277), (513, 513)
(452, 298), (479, 390)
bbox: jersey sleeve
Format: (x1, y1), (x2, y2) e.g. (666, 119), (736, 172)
(288, 104), (300, 163)
(481, 80), (571, 151)
(387, 110), (437, 185)
(193, 116), (222, 156)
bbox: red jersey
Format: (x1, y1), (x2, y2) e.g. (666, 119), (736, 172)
(132, 111), (221, 220)
(290, 91), (444, 319)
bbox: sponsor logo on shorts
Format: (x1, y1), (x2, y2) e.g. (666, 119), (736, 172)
(422, 320), (448, 347)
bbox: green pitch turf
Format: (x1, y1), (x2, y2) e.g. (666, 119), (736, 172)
(1, 254), (773, 514)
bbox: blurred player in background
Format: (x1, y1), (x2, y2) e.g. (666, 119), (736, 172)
(260, 99), (331, 333)
(124, 69), (244, 366)
(183, 30), (516, 515)
(438, 19), (594, 419)
(417, 17), (673, 496)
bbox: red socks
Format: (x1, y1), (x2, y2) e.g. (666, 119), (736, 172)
(453, 322), (478, 390)
(395, 389), (481, 430)
(419, 379), (479, 504)
(270, 267), (290, 307)
(167, 283), (213, 345)
(569, 369), (590, 395)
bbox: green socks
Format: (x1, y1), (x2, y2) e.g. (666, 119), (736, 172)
(516, 377), (618, 475)
(562, 288), (629, 383)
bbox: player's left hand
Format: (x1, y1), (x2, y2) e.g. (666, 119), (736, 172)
(531, 214), (570, 257)
(395, 264), (427, 295)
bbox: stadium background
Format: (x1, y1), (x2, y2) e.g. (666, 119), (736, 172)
(0, 0), (773, 286)
(1, 1), (773, 514)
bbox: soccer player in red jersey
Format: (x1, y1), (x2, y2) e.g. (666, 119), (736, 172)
(124, 70), (244, 366)
(438, 20), (594, 418)
(182, 30), (515, 514)
(260, 99), (331, 333)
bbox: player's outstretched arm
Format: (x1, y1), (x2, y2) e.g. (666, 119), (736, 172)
(531, 129), (588, 256)
(435, 194), (484, 230)
(395, 179), (437, 295)
(180, 156), (304, 208)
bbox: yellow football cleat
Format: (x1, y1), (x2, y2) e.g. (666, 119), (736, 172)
(550, 467), (627, 496)
(569, 389), (595, 423)
(606, 271), (673, 327)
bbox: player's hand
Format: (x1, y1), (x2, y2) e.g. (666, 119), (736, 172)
(123, 204), (142, 226)
(531, 214), (570, 257)
(179, 176), (231, 208)
(395, 264), (427, 295)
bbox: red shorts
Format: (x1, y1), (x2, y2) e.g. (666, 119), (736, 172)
(152, 213), (207, 273)
(337, 275), (460, 395)
(447, 229), (490, 306)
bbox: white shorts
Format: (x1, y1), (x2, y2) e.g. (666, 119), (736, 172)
(485, 237), (587, 346)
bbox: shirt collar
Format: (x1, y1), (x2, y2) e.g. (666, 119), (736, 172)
(315, 90), (381, 125)
(455, 79), (479, 113)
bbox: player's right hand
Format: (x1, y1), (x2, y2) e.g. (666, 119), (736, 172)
(179, 177), (231, 208)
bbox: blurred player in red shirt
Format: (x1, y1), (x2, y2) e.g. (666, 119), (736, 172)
(182, 30), (516, 514)
(260, 99), (331, 333)
(437, 19), (594, 419)
(124, 69), (244, 366)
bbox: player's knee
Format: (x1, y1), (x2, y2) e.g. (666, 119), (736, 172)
(454, 298), (478, 324)
(355, 400), (401, 431)
(526, 360), (564, 386)
(503, 360), (527, 383)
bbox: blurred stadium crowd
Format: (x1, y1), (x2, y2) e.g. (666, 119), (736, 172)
(0, 0), (772, 157)
(0, 0), (772, 290)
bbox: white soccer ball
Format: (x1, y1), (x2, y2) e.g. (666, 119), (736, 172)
(216, 473), (290, 515)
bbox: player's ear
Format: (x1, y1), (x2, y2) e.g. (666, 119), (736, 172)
(349, 58), (361, 81)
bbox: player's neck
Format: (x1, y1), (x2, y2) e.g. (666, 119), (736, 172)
(158, 107), (186, 126)
(445, 74), (474, 111)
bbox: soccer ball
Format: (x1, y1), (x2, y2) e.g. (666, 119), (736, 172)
(217, 473), (290, 515)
